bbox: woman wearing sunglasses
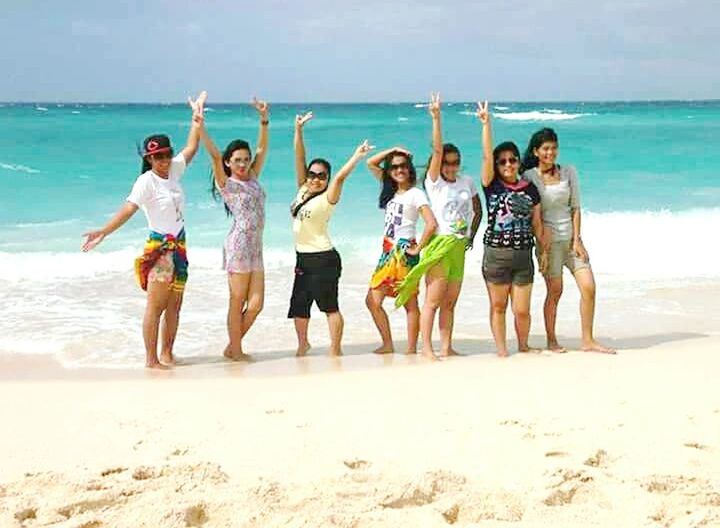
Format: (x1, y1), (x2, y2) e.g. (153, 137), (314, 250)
(200, 97), (270, 361)
(81, 92), (206, 369)
(521, 128), (615, 354)
(396, 93), (481, 360)
(289, 111), (374, 357)
(365, 147), (438, 355)
(478, 101), (547, 357)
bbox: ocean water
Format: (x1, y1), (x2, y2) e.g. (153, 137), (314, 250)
(1, 101), (719, 366)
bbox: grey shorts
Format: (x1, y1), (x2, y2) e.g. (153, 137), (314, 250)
(482, 246), (534, 285)
(539, 240), (591, 278)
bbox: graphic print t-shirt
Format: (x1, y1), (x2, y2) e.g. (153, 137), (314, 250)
(383, 187), (430, 243)
(424, 175), (479, 238)
(482, 177), (541, 250)
(127, 153), (187, 236)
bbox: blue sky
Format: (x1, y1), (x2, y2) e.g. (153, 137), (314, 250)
(1, 0), (717, 102)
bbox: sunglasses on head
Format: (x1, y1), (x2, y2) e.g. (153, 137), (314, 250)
(497, 157), (518, 166)
(307, 170), (328, 181)
(390, 162), (409, 172)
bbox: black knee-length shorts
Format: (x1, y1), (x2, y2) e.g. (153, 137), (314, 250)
(287, 249), (342, 318)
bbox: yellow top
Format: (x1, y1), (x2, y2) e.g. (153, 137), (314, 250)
(292, 186), (335, 253)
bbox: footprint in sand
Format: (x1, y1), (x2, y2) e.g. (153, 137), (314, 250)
(132, 466), (158, 481)
(100, 467), (126, 477)
(583, 449), (609, 468)
(343, 459), (370, 470)
(14, 507), (37, 522)
(184, 503), (209, 527)
(544, 469), (594, 506)
(684, 442), (709, 450)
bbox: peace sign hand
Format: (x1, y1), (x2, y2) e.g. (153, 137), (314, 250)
(188, 90), (207, 123)
(476, 100), (490, 125)
(429, 92), (441, 119)
(353, 140), (375, 159)
(295, 111), (313, 129)
(253, 97), (269, 119)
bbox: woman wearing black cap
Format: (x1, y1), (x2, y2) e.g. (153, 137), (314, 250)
(81, 91), (206, 369)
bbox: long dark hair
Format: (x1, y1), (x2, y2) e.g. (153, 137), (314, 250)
(211, 139), (252, 216)
(422, 143), (461, 186)
(521, 128), (558, 172)
(379, 151), (417, 209)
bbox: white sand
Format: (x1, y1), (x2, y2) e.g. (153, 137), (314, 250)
(1, 329), (719, 527)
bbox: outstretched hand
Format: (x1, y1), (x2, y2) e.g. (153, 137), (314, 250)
(353, 140), (375, 159)
(81, 230), (105, 252)
(476, 100), (490, 124)
(188, 90), (207, 123)
(253, 97), (269, 119)
(295, 111), (313, 128)
(429, 92), (441, 119)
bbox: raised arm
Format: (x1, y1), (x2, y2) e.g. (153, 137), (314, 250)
(250, 97), (269, 177)
(427, 92), (443, 182)
(366, 146), (411, 181)
(477, 101), (494, 187)
(406, 205), (438, 256)
(181, 90), (207, 164)
(294, 111), (313, 188)
(81, 202), (139, 252)
(327, 140), (374, 205)
(200, 125), (227, 190)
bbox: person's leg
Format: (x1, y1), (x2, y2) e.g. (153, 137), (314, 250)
(485, 282), (511, 357)
(160, 289), (184, 365)
(439, 280), (463, 357)
(143, 280), (172, 369)
(227, 272), (252, 360)
(543, 275), (565, 352)
(294, 317), (311, 356)
(573, 267), (616, 353)
(404, 294), (420, 354)
(420, 265), (448, 360)
(366, 287), (393, 353)
(241, 271), (265, 337)
(510, 283), (538, 352)
(326, 311), (344, 357)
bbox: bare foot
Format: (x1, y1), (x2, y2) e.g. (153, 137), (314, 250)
(421, 347), (439, 362)
(329, 350), (343, 357)
(145, 360), (170, 370)
(582, 341), (617, 354)
(223, 344), (233, 360)
(405, 349), (417, 355)
(159, 351), (175, 365)
(296, 343), (311, 357)
(519, 346), (542, 354)
(232, 352), (254, 362)
(496, 350), (510, 358)
(440, 349), (463, 357)
(547, 341), (567, 353)
(373, 345), (395, 355)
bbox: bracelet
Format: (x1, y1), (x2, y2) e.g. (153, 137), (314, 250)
(261, 119), (269, 126)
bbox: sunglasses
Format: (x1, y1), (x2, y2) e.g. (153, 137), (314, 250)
(390, 162), (409, 172)
(443, 159), (461, 167)
(151, 151), (173, 160)
(307, 170), (328, 181)
(497, 157), (518, 166)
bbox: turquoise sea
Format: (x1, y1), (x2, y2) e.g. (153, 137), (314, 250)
(1, 101), (719, 365)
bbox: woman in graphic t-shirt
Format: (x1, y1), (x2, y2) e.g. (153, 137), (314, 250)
(521, 128), (615, 354)
(478, 101), (547, 357)
(289, 111), (373, 357)
(81, 92), (206, 369)
(396, 93), (482, 361)
(365, 147), (438, 355)
(201, 97), (270, 361)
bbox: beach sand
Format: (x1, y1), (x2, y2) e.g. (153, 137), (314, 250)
(1, 278), (719, 527)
